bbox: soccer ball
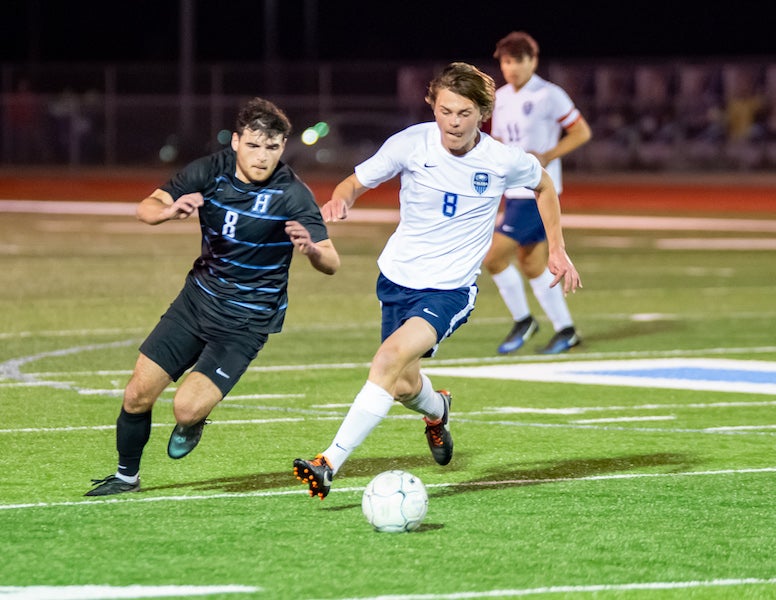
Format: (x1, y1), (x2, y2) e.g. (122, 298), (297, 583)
(361, 470), (428, 533)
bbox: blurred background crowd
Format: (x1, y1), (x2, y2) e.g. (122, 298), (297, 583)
(1, 1), (774, 175)
(3, 57), (774, 174)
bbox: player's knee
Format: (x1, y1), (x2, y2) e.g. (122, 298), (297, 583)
(394, 383), (417, 404)
(172, 402), (204, 426)
(123, 385), (156, 413)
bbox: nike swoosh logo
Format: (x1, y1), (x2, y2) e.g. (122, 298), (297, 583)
(424, 162), (437, 168)
(422, 307), (439, 318)
(502, 224), (515, 232)
(215, 367), (230, 379)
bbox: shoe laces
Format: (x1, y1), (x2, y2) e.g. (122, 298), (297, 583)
(310, 454), (330, 469)
(424, 420), (445, 446)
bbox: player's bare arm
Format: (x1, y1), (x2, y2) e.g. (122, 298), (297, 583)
(538, 117), (593, 166)
(136, 189), (204, 225)
(321, 174), (369, 222)
(533, 170), (582, 295)
(284, 220), (340, 275)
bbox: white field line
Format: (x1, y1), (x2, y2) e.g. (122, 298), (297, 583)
(454, 416), (776, 437)
(656, 238), (776, 250)
(0, 585), (260, 599)
(572, 415), (676, 424)
(0, 416), (345, 434)
(3, 310), (776, 341)
(4, 395), (775, 435)
(327, 577), (776, 600)
(1, 467), (774, 512)
(7, 344), (776, 382)
(480, 398), (776, 415)
(3, 199), (776, 232)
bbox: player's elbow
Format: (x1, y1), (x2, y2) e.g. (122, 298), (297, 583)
(319, 254), (340, 275)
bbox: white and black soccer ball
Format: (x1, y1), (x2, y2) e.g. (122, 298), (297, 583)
(361, 470), (428, 533)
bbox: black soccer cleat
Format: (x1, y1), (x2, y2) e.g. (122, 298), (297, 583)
(84, 475), (140, 497)
(497, 316), (539, 354)
(167, 418), (208, 459)
(293, 454), (333, 500)
(424, 390), (453, 465)
(539, 326), (581, 354)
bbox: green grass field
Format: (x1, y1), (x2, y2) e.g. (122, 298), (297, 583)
(1, 198), (775, 599)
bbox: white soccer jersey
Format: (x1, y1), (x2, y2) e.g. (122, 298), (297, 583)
(354, 122), (542, 290)
(490, 74), (580, 199)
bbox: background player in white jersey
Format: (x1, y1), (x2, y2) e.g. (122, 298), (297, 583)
(484, 31), (592, 355)
(293, 62), (581, 500)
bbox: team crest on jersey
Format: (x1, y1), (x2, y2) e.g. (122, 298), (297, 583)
(523, 101), (533, 116)
(472, 172), (490, 195)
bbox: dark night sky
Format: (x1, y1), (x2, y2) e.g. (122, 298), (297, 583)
(1, 0), (772, 64)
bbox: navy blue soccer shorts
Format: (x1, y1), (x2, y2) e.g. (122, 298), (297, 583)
(376, 272), (477, 358)
(139, 282), (268, 396)
(496, 198), (548, 245)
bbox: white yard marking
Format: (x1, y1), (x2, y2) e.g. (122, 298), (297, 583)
(0, 417), (346, 435)
(480, 398), (776, 415)
(657, 237), (776, 250)
(330, 577), (776, 599)
(1, 467), (774, 512)
(572, 415), (676, 424)
(0, 585), (259, 599)
(3, 199), (776, 232)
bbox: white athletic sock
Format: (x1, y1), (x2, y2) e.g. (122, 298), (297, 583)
(529, 268), (573, 331)
(491, 265), (531, 321)
(400, 373), (443, 421)
(323, 381), (395, 474)
(114, 472), (138, 484)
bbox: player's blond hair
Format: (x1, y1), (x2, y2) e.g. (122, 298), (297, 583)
(425, 62), (496, 122)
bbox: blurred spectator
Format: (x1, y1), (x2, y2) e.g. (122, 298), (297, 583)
(675, 64), (725, 167)
(721, 65), (766, 169)
(48, 87), (92, 164)
(6, 78), (48, 163)
(633, 65), (678, 168)
(723, 67), (765, 142)
(587, 65), (637, 168)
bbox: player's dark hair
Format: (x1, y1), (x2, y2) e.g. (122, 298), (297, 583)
(236, 97), (292, 139)
(493, 31), (540, 60)
(425, 62), (496, 122)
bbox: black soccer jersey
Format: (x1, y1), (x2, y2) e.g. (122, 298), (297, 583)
(160, 148), (329, 333)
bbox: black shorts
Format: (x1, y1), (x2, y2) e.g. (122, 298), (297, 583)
(140, 281), (268, 396)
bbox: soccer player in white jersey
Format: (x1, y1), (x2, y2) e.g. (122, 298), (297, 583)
(293, 62), (581, 499)
(484, 31), (592, 355)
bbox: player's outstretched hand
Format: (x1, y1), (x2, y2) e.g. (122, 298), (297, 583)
(548, 249), (582, 296)
(320, 198), (349, 222)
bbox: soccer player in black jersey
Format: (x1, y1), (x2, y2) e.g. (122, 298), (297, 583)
(86, 97), (340, 496)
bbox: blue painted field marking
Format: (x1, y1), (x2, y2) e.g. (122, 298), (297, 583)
(579, 367), (776, 385)
(423, 358), (776, 395)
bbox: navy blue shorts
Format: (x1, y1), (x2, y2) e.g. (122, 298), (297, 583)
(496, 198), (547, 245)
(140, 282), (268, 396)
(376, 273), (477, 358)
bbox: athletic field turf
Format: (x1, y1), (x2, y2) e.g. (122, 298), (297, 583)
(1, 174), (775, 599)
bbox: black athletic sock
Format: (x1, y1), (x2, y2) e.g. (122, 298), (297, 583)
(116, 407), (152, 478)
